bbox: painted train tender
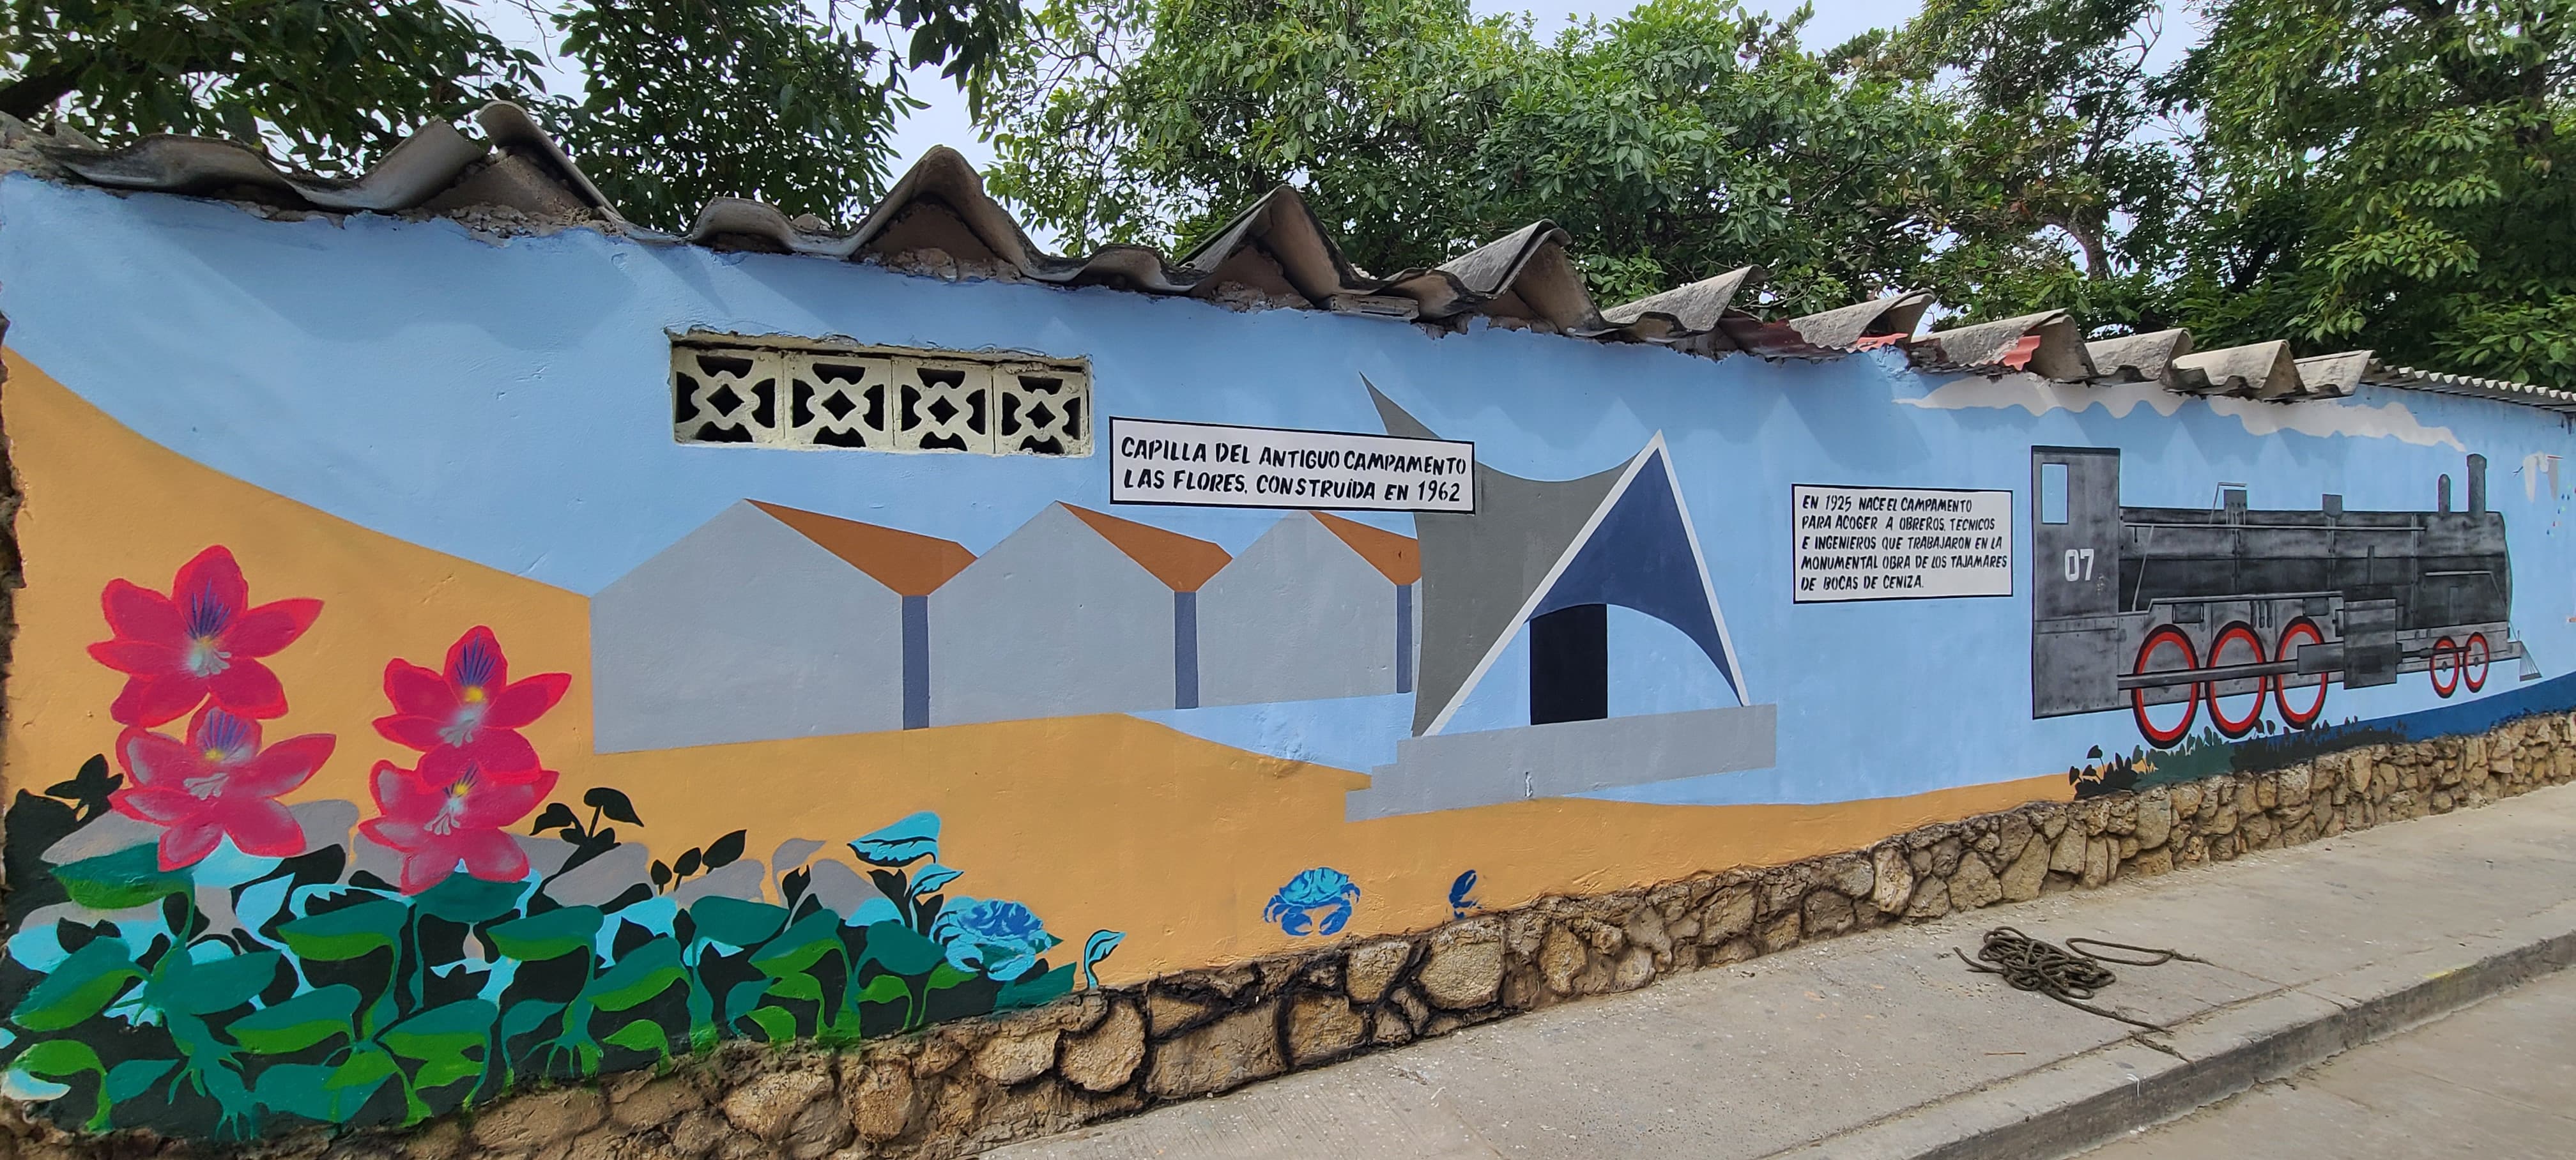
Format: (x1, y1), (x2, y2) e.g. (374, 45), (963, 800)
(2032, 446), (2525, 747)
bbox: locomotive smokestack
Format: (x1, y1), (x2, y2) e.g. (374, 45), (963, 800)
(2439, 474), (2453, 513)
(2468, 454), (2487, 514)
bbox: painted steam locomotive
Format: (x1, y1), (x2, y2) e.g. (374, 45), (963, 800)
(2031, 446), (2526, 747)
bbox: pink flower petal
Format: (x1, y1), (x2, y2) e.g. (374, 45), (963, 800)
(373, 714), (452, 752)
(484, 673), (571, 730)
(456, 829), (530, 883)
(234, 733), (335, 798)
(87, 639), (183, 676)
(112, 673), (209, 728)
(431, 731), (540, 782)
(225, 599), (321, 658)
(360, 818), (431, 851)
(184, 705), (263, 756)
(158, 817), (225, 870)
(444, 627), (509, 691)
(382, 660), (456, 721)
(460, 768), (557, 830)
(400, 846), (465, 894)
(217, 797), (306, 857)
(100, 579), (186, 643)
(114, 785), (209, 825)
(205, 658), (288, 719)
(171, 547), (249, 631)
(117, 726), (206, 789)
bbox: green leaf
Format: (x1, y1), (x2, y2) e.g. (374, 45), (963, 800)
(765, 973), (823, 1002)
(690, 897), (788, 948)
(742, 1005), (797, 1042)
(10, 941), (142, 1031)
(859, 921), (943, 977)
(325, 1045), (399, 1091)
(585, 941), (684, 1012)
(924, 963), (977, 991)
(855, 975), (910, 1006)
(487, 906), (605, 961)
(52, 843), (191, 910)
(12, 1038), (103, 1081)
(383, 999), (498, 1090)
(226, 985), (361, 1054)
(278, 899), (408, 961)
(603, 1017), (673, 1057)
(749, 912), (845, 977)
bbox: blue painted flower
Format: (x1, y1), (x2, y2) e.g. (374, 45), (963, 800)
(850, 811), (940, 867)
(932, 897), (1060, 982)
(1263, 867), (1360, 936)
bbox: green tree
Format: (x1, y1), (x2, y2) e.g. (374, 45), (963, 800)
(983, 0), (1989, 311)
(2167, 0), (2575, 385)
(0, 0), (1025, 229)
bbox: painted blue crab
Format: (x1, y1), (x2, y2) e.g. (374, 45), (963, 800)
(1264, 867), (1360, 936)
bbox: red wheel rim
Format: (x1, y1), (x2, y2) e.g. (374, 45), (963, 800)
(2206, 622), (2269, 738)
(2133, 625), (2200, 748)
(2431, 636), (2460, 698)
(2465, 632), (2491, 692)
(2274, 618), (2327, 728)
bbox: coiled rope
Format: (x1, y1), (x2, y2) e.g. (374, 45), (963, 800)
(1952, 926), (2205, 1032)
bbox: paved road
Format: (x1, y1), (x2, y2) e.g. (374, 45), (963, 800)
(2083, 965), (2576, 1159)
(994, 784), (2576, 1160)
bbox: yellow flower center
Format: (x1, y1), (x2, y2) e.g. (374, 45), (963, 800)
(462, 686), (487, 703)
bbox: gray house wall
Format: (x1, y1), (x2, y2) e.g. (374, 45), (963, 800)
(1197, 513), (1407, 706)
(929, 503), (1179, 725)
(592, 501), (905, 751)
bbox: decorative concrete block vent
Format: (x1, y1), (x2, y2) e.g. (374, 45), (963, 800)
(3, 713), (2559, 1160)
(671, 335), (1090, 456)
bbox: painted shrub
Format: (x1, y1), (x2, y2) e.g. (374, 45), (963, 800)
(0, 549), (1121, 1138)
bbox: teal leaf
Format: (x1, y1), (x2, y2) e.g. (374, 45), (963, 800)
(849, 812), (940, 866)
(103, 1058), (176, 1102)
(995, 963), (1075, 1011)
(748, 912), (843, 977)
(227, 985), (360, 1053)
(412, 874), (527, 924)
(1081, 930), (1126, 989)
(908, 864), (962, 896)
(487, 906), (605, 961)
(688, 896), (787, 949)
(859, 921), (942, 977)
(498, 998), (566, 1045)
(10, 941), (142, 1031)
(278, 899), (408, 961)
(153, 949), (280, 1015)
(52, 843), (191, 911)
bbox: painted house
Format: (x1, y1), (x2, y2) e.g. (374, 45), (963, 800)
(592, 499), (974, 748)
(1, 104), (2572, 1150)
(1197, 510), (1420, 706)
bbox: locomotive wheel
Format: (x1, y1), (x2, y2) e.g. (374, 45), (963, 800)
(2274, 617), (2327, 729)
(2133, 625), (2201, 748)
(2464, 633), (2491, 692)
(2206, 622), (2269, 739)
(2430, 636), (2460, 698)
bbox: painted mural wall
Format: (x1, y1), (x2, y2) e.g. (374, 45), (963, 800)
(1, 172), (2572, 1138)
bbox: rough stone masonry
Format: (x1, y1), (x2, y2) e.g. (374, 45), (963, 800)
(3, 715), (2570, 1160)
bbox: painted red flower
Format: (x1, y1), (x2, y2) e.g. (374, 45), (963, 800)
(88, 546), (323, 727)
(358, 760), (556, 894)
(373, 627), (569, 783)
(110, 705), (334, 871)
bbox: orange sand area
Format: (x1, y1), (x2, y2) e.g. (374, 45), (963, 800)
(2, 351), (2071, 981)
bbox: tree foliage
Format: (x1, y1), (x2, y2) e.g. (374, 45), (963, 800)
(984, 0), (1979, 311)
(984, 0), (2576, 386)
(0, 0), (1025, 229)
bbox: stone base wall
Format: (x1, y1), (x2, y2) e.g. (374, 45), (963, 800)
(8, 715), (2572, 1160)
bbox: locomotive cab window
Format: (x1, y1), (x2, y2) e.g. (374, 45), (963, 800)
(2039, 462), (2069, 524)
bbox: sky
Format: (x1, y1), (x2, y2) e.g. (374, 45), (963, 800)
(479, 0), (1932, 202)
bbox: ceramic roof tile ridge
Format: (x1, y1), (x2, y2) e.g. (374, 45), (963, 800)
(1059, 503), (1233, 591)
(18, 105), (2573, 407)
(1310, 512), (1423, 585)
(746, 500), (976, 596)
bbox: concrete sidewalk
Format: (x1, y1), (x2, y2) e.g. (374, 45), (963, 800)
(992, 783), (2576, 1160)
